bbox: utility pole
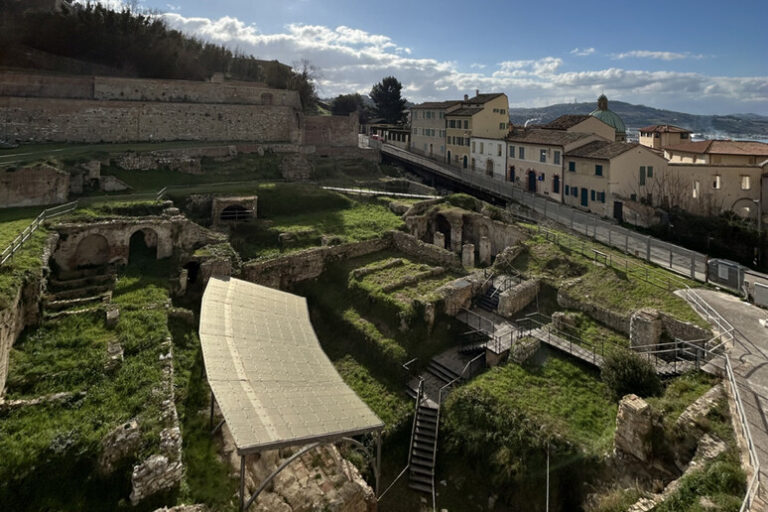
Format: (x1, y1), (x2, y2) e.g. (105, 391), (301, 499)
(755, 199), (762, 267)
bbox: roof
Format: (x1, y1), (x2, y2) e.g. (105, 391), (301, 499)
(199, 277), (383, 455)
(447, 107), (482, 117)
(464, 93), (505, 105)
(639, 124), (691, 134)
(589, 95), (626, 134)
(506, 128), (595, 147)
(566, 140), (639, 160)
(542, 115), (591, 130)
(665, 140), (768, 156)
(411, 100), (461, 109)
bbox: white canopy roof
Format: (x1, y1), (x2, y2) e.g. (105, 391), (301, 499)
(199, 277), (383, 454)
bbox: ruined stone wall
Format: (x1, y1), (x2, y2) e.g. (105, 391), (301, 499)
(659, 312), (711, 342)
(1, 164), (69, 208)
(3, 97), (301, 143)
(498, 279), (540, 318)
(557, 286), (632, 334)
(303, 114), (359, 147)
(242, 238), (391, 289)
(0, 72), (301, 108)
(391, 230), (462, 269)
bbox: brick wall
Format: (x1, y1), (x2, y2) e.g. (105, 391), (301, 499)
(303, 114), (359, 147)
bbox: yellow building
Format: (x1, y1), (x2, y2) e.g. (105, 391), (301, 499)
(638, 124), (692, 150)
(445, 92), (509, 168)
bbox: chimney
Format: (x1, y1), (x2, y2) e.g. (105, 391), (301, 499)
(464, 94), (469, 101)
(475, 89), (479, 97)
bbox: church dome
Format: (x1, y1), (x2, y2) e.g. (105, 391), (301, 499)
(589, 95), (626, 137)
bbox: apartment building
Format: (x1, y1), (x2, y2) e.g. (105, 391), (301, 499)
(469, 137), (507, 180)
(410, 100), (460, 160)
(441, 92), (509, 168)
(541, 114), (616, 142)
(505, 128), (604, 203)
(563, 141), (668, 218)
(638, 124), (692, 150)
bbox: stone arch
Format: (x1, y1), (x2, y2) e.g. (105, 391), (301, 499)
(261, 93), (273, 105)
(128, 228), (158, 264)
(435, 214), (452, 249)
(486, 159), (494, 176)
(74, 233), (110, 268)
(731, 197), (759, 219)
(220, 205), (251, 222)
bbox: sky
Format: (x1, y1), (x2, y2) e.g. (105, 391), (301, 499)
(84, 0), (768, 115)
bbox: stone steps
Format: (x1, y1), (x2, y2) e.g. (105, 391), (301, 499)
(44, 291), (112, 313)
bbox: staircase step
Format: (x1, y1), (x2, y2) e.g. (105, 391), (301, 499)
(411, 454), (435, 467)
(427, 360), (459, 383)
(408, 481), (432, 494)
(414, 432), (436, 443)
(54, 265), (114, 281)
(48, 273), (115, 292)
(46, 283), (113, 301)
(410, 464), (434, 477)
(408, 472), (432, 486)
(416, 419), (437, 430)
(412, 440), (436, 453)
(411, 447), (434, 460)
(44, 292), (111, 312)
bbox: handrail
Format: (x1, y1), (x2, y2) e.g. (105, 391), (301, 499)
(406, 378), (424, 468)
(0, 200), (78, 267)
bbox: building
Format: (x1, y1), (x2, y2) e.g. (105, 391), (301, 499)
(410, 101), (460, 160)
(589, 95), (627, 142)
(638, 124), (692, 150)
(504, 128), (604, 202)
(469, 137), (507, 180)
(657, 140), (768, 217)
(541, 114), (617, 142)
(563, 141), (668, 218)
(445, 92), (509, 168)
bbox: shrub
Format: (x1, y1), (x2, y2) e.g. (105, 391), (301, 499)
(601, 350), (662, 400)
(446, 193), (479, 211)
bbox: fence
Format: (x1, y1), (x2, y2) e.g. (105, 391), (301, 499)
(0, 201), (78, 267)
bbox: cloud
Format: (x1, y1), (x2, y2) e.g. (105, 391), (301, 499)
(612, 50), (705, 61)
(158, 13), (767, 114)
(165, 3), (180, 11)
(570, 47), (595, 57)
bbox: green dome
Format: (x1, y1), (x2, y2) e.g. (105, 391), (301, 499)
(589, 95), (626, 135)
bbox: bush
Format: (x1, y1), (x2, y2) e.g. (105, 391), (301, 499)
(601, 350), (662, 400)
(446, 193), (479, 211)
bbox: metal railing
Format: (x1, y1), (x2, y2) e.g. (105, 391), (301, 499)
(0, 201), (78, 267)
(517, 312), (605, 367)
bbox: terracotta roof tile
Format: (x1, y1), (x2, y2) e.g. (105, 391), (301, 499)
(639, 124), (691, 133)
(665, 140), (768, 156)
(506, 128), (595, 146)
(565, 140), (638, 160)
(542, 115), (591, 130)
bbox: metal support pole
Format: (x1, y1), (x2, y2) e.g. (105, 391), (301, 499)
(240, 455), (246, 512)
(209, 391), (215, 431)
(375, 431), (382, 496)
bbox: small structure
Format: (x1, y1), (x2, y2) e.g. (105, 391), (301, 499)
(199, 277), (383, 510)
(212, 196), (257, 228)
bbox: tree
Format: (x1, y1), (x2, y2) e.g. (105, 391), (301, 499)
(330, 93), (368, 122)
(601, 350), (662, 401)
(370, 76), (407, 124)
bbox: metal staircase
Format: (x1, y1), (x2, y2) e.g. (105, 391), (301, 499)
(408, 400), (439, 494)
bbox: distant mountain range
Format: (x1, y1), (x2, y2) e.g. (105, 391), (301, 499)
(508, 101), (768, 141)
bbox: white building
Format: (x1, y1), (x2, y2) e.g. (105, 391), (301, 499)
(469, 137), (507, 180)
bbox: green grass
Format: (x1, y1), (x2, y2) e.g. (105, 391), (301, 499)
(0, 213), (48, 309)
(515, 234), (707, 326)
(646, 371), (719, 430)
(557, 311), (630, 355)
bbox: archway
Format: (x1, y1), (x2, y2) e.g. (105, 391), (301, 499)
(183, 261), (201, 285)
(220, 205), (252, 222)
(74, 234), (110, 268)
(527, 170), (536, 193)
(435, 214), (452, 249)
(128, 228), (158, 265)
(486, 159), (494, 177)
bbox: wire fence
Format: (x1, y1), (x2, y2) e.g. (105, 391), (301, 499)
(0, 201), (78, 267)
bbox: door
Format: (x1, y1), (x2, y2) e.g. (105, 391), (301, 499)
(463, 155), (468, 169)
(527, 171), (536, 192)
(581, 187), (588, 207)
(447, 150), (451, 163)
(429, 144), (433, 156)
(552, 175), (560, 194)
(613, 201), (623, 222)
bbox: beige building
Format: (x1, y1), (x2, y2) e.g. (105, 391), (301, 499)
(505, 128), (604, 203)
(541, 114), (617, 142)
(652, 140), (768, 217)
(469, 136), (508, 180)
(445, 92), (509, 168)
(638, 124), (692, 150)
(410, 100), (460, 160)
(563, 141), (668, 218)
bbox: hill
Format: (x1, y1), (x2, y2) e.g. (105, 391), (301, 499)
(508, 101), (768, 140)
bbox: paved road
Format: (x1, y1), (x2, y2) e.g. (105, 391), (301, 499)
(689, 289), (768, 501)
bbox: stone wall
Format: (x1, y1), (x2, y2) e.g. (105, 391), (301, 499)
(1, 164), (69, 208)
(242, 238), (390, 289)
(3, 97), (301, 143)
(557, 286), (632, 334)
(498, 279), (540, 318)
(0, 72), (301, 108)
(434, 272), (488, 316)
(659, 312), (711, 342)
(303, 114), (359, 147)
(614, 394), (654, 462)
(391, 230), (462, 269)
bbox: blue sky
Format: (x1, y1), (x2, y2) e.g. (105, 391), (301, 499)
(92, 0), (768, 114)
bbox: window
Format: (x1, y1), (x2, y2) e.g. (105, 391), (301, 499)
(554, 151), (560, 165)
(741, 175), (751, 190)
(681, 132), (688, 139)
(499, 122), (506, 130)
(693, 180), (700, 198)
(591, 189), (596, 201)
(572, 187), (578, 197)
(639, 166), (646, 186)
(449, 120), (456, 128)
(553, 177), (560, 194)
(497, 144), (502, 157)
(565, 185), (570, 195)
(647, 166), (653, 178)
(568, 161), (575, 172)
(457, 137), (464, 146)
(600, 192), (606, 203)
(466, 139), (470, 147)
(540, 149), (547, 163)
(713, 175), (721, 189)
(519, 146), (525, 159)
(463, 120), (469, 129)
(480, 142), (484, 153)
(595, 164), (603, 176)
(439, 112), (444, 119)
(472, 141), (476, 152)
(509, 145), (515, 157)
